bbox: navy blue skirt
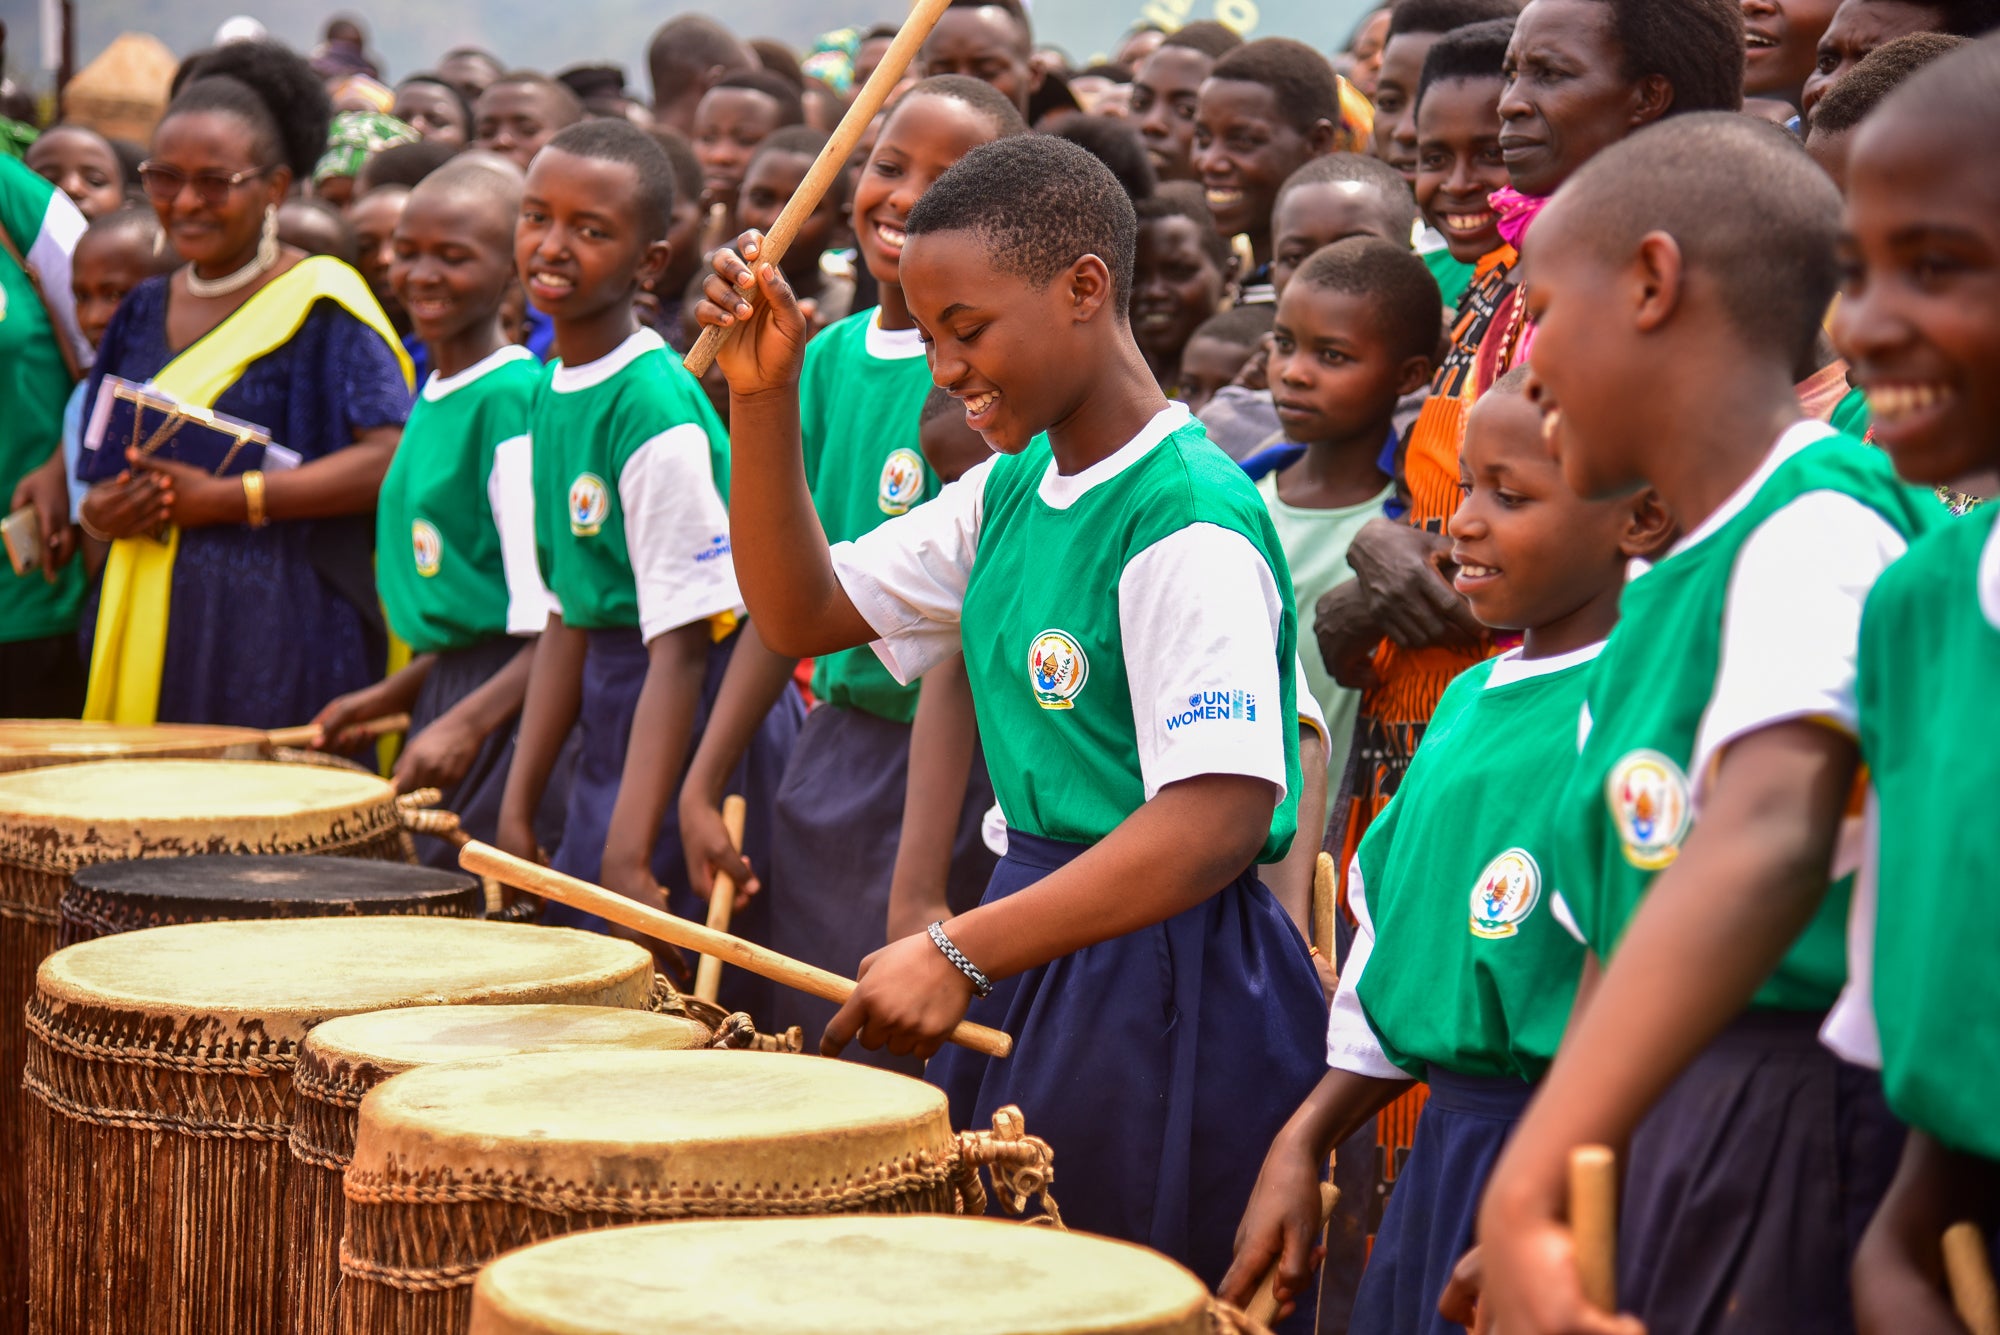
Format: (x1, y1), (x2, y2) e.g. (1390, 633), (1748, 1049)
(1619, 1008), (1904, 1335)
(546, 626), (803, 1017)
(1351, 1069), (1533, 1335)
(926, 829), (1326, 1306)
(767, 701), (996, 1071)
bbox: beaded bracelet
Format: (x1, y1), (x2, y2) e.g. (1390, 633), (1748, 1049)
(927, 921), (993, 998)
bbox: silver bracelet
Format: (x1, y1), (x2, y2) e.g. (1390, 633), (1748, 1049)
(927, 921), (992, 998)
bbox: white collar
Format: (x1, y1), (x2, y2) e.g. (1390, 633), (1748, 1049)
(550, 327), (665, 394)
(421, 344), (535, 402)
(1629, 418), (1836, 583)
(1036, 403), (1193, 510)
(863, 308), (927, 361)
(1980, 510), (2000, 632)
(1485, 639), (1605, 688)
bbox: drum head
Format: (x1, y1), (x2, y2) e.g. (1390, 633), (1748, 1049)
(66, 855), (482, 924)
(303, 1004), (711, 1077)
(0, 720), (265, 772)
(469, 1217), (1213, 1335)
(0, 759), (392, 823)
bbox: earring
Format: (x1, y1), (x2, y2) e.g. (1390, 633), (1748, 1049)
(258, 203), (280, 266)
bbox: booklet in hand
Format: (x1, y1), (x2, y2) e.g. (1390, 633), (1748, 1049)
(83, 375), (302, 476)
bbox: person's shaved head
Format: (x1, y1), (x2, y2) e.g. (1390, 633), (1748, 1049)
(412, 154), (525, 218)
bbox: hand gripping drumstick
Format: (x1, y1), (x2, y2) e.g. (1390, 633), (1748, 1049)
(1571, 1144), (1619, 1313)
(266, 713), (411, 750)
(1243, 1179), (1342, 1327)
(1945, 1220), (2000, 1335)
(459, 839), (1014, 1059)
(683, 0), (953, 377)
(693, 794), (747, 1005)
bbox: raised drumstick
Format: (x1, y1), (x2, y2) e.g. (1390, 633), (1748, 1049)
(1571, 1144), (1619, 1313)
(683, 0), (952, 376)
(459, 838), (1013, 1059)
(1944, 1220), (2000, 1335)
(693, 794), (748, 1004)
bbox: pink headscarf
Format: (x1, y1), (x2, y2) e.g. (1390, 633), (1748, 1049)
(1489, 186), (1552, 251)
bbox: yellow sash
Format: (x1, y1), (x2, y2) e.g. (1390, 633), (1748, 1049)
(84, 256), (413, 724)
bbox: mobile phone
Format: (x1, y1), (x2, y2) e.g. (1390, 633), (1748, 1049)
(1, 505), (41, 576)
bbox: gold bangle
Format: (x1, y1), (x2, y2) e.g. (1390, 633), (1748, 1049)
(242, 469), (267, 528)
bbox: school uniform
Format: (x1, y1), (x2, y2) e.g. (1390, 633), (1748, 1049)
(1552, 422), (1939, 1335)
(377, 345), (569, 867)
(830, 402), (1326, 1298)
(531, 327), (802, 1015)
(1825, 507), (2000, 1173)
(1330, 643), (1599, 1333)
(767, 309), (996, 1057)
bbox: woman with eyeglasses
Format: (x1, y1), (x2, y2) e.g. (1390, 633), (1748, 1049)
(75, 39), (413, 730)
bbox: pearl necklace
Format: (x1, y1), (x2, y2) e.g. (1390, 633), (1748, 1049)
(184, 211), (279, 299)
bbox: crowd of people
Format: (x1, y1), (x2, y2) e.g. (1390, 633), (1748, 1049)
(0, 0), (1997, 1330)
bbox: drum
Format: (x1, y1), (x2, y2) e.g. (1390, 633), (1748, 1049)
(0, 719), (266, 773)
(468, 1217), (1223, 1335)
(339, 1050), (1055, 1335)
(23, 917), (654, 1335)
(287, 1005), (714, 1335)
(0, 758), (409, 1332)
(59, 854), (485, 946)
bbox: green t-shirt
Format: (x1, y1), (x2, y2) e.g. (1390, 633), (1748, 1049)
(1554, 426), (1938, 1011)
(1340, 647), (1596, 1083)
(0, 157), (84, 642)
(531, 329), (737, 638)
(377, 346), (544, 654)
(1421, 245), (1475, 313)
(1256, 469), (1390, 781)
(1855, 507), (2000, 1157)
(800, 308), (940, 723)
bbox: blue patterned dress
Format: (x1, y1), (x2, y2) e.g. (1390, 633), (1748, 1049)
(77, 275), (411, 728)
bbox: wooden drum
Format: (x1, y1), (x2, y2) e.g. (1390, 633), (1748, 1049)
(0, 719), (266, 774)
(59, 854), (484, 946)
(469, 1217), (1221, 1335)
(339, 1050), (1027, 1335)
(287, 1005), (714, 1335)
(23, 917), (654, 1335)
(0, 758), (408, 1332)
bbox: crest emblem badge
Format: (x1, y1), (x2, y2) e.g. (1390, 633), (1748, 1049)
(1607, 749), (1692, 870)
(411, 520), (442, 578)
(569, 472), (610, 537)
(1028, 630), (1088, 710)
(1469, 848), (1542, 939)
(877, 447), (926, 515)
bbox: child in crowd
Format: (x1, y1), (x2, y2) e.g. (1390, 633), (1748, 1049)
(1829, 41), (2000, 1331)
(732, 126), (853, 331)
(1052, 114), (1158, 201)
(1178, 303), (1273, 422)
(392, 71), (475, 146)
(679, 75), (1025, 1060)
(1256, 237), (1437, 789)
(347, 184), (410, 338)
(1131, 184), (1232, 393)
(692, 70), (805, 238)
(1130, 21), (1244, 184)
(699, 134), (1325, 1305)
(639, 128), (707, 350)
(276, 197), (357, 263)
(1475, 114), (1939, 1335)
(1800, 0), (2000, 117)
(25, 124), (129, 220)
(1804, 31), (1965, 191)
(919, 0), (1042, 118)
(1194, 38), (1341, 301)
(311, 159), (563, 867)
(495, 120), (800, 1014)
(473, 71), (584, 171)
(1224, 369), (1671, 1332)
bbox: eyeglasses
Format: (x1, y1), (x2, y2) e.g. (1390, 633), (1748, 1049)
(135, 162), (274, 207)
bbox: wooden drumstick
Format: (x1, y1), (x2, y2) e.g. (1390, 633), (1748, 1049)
(1944, 1221), (2000, 1335)
(1312, 850), (1337, 964)
(1571, 1144), (1619, 1313)
(683, 0), (952, 377)
(1243, 1179), (1342, 1326)
(267, 713), (411, 750)
(458, 839), (1014, 1059)
(693, 794), (748, 1005)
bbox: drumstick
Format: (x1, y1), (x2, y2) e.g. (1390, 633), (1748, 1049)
(1243, 1180), (1342, 1326)
(1312, 850), (1337, 963)
(1944, 1221), (2000, 1335)
(683, 0), (952, 377)
(1571, 1144), (1619, 1313)
(693, 794), (748, 1005)
(458, 839), (1013, 1059)
(266, 713), (411, 750)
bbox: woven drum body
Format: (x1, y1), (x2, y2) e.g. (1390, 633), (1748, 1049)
(340, 1050), (959, 1335)
(469, 1217), (1214, 1335)
(288, 1005), (712, 1335)
(0, 759), (405, 1335)
(23, 917), (654, 1335)
(0, 720), (267, 774)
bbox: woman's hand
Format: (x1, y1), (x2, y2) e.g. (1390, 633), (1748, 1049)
(1216, 1124), (1330, 1321)
(820, 931), (976, 1060)
(79, 471), (170, 542)
(11, 451), (77, 574)
(1313, 581), (1385, 691)
(136, 452), (244, 531)
(1345, 518), (1484, 653)
(695, 232), (810, 397)
(676, 789), (761, 909)
(392, 711), (485, 796)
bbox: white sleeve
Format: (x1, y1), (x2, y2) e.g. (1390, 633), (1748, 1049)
(27, 186), (88, 369)
(490, 434), (558, 636)
(1295, 656), (1331, 750)
(1123, 524), (1289, 803)
(829, 456), (993, 684)
(1820, 786), (1883, 1069)
(618, 424), (742, 642)
(1691, 492), (1907, 803)
(1326, 855), (1405, 1078)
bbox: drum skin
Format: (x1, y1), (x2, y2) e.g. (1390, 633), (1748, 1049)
(0, 720), (266, 774)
